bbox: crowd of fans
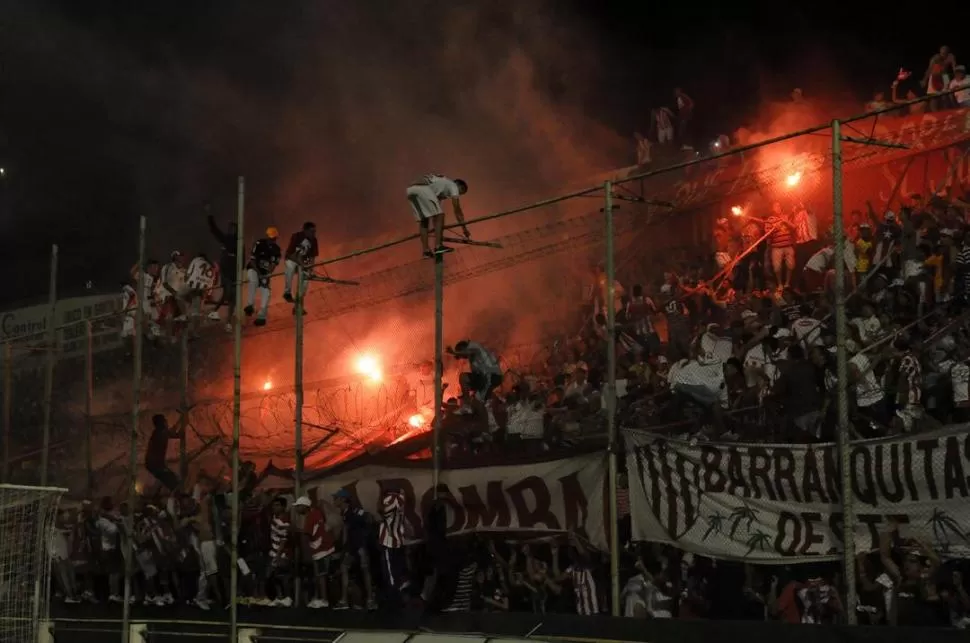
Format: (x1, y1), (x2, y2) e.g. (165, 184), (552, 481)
(58, 45), (970, 628)
(49, 480), (970, 627)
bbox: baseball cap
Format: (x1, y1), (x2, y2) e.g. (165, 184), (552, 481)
(294, 496), (311, 508)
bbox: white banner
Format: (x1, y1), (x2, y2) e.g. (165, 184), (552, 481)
(626, 427), (970, 563)
(1, 293), (123, 367)
(309, 453), (607, 549)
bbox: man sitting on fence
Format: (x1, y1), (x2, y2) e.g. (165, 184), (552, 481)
(145, 414), (183, 492)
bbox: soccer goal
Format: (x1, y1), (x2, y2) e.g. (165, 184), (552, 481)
(0, 484), (65, 643)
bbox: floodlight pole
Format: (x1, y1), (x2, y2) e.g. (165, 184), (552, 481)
(121, 217), (146, 643)
(178, 324), (189, 480)
(832, 120), (858, 624)
(85, 320), (94, 494)
(230, 177), (246, 643)
(2, 342), (11, 483)
(294, 265), (306, 607)
(604, 181), (621, 616)
(40, 244), (58, 487)
(432, 251), (444, 490)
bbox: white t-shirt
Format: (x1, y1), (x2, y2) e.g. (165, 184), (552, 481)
(185, 256), (215, 289)
(805, 247), (834, 272)
(415, 174), (461, 200)
(157, 262), (184, 299)
(845, 353), (883, 408)
(952, 362), (970, 405)
(791, 317), (823, 348)
(949, 77), (970, 105)
(622, 575), (647, 617)
(506, 403), (544, 439)
(465, 341), (501, 377)
(805, 245), (854, 273)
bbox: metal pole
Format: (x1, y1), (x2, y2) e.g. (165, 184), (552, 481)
(230, 177), (246, 642)
(832, 120), (858, 624)
(293, 265), (305, 606)
(121, 216), (146, 643)
(2, 343), (11, 483)
(432, 252), (444, 489)
(178, 327), (189, 481)
(40, 244), (58, 487)
(604, 181), (620, 616)
(85, 320), (94, 494)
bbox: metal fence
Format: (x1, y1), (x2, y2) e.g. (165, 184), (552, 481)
(2, 91), (970, 638)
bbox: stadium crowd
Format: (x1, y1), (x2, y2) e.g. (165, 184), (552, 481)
(70, 45), (970, 627)
(49, 478), (970, 627)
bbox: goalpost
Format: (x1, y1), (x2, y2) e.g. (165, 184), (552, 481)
(0, 484), (65, 643)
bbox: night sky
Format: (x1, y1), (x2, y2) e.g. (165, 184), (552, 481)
(0, 0), (963, 307)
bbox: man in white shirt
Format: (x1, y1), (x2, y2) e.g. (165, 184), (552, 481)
(448, 339), (503, 401)
(949, 65), (970, 107)
(406, 174), (470, 258)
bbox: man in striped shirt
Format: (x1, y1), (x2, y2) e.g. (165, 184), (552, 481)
(954, 237), (970, 308)
(552, 534), (602, 616)
(378, 490), (411, 596)
(266, 496), (293, 607)
(766, 202), (797, 290)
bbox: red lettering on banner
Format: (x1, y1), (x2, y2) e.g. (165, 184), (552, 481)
(459, 481), (512, 530)
(336, 471), (594, 538)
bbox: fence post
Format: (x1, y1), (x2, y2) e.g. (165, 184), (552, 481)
(294, 262), (306, 607)
(2, 342), (11, 483)
(121, 217), (146, 643)
(432, 248), (445, 490)
(40, 245), (58, 487)
(178, 323), (189, 481)
(85, 320), (94, 494)
(832, 119), (858, 624)
(230, 177), (246, 643)
(604, 180), (620, 616)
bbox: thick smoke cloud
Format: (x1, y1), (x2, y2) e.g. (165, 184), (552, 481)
(4, 1), (628, 397)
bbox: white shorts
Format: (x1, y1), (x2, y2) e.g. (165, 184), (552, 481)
(407, 185), (443, 221)
(658, 126), (674, 144)
(200, 540), (219, 577)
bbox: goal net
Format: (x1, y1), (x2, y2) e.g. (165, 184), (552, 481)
(0, 484), (64, 643)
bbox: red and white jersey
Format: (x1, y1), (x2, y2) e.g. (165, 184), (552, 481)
(156, 262), (184, 300)
(378, 492), (408, 549)
(567, 563), (601, 615)
(627, 295), (656, 334)
(303, 507), (335, 560)
(269, 514), (290, 560)
(122, 284), (137, 312)
(185, 256), (216, 290)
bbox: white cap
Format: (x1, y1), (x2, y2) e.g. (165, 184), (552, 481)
(294, 496), (311, 508)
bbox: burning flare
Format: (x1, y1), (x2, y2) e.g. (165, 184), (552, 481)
(786, 171), (802, 187)
(263, 380), (272, 391)
(355, 353), (383, 383)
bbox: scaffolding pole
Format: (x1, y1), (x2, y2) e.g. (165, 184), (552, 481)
(432, 251), (444, 490)
(178, 325), (189, 480)
(832, 120), (858, 624)
(39, 244), (58, 487)
(604, 181), (620, 616)
(2, 343), (11, 483)
(85, 320), (94, 494)
(230, 177), (246, 643)
(121, 216), (146, 643)
(293, 266), (306, 607)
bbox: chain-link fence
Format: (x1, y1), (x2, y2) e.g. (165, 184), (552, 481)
(4, 96), (970, 632)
